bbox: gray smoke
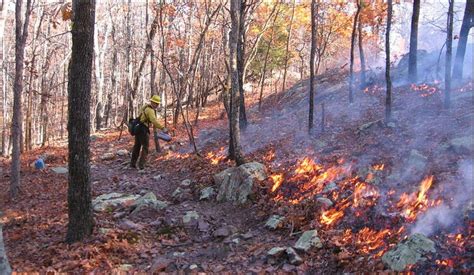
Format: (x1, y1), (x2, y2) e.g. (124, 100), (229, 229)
(411, 160), (473, 236)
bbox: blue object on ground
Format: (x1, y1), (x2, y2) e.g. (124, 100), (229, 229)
(34, 158), (45, 170)
(156, 131), (172, 142)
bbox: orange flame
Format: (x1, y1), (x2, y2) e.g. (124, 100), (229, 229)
(295, 157), (321, 175)
(353, 182), (380, 208)
(270, 174), (284, 192)
(355, 227), (391, 255)
(396, 175), (435, 222)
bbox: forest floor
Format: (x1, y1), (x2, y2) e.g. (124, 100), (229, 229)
(1, 70), (473, 273)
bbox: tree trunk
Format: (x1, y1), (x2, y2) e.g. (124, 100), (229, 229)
(309, 0), (317, 131)
(230, 0), (245, 165)
(385, 0), (393, 122)
(408, 0), (420, 82)
(445, 0), (454, 109)
(11, 0), (32, 198)
(358, 7), (366, 87)
(66, 0), (96, 244)
(237, 2), (247, 129)
(452, 0), (473, 80)
(349, 0), (361, 104)
(0, 224), (11, 275)
(282, 0), (296, 93)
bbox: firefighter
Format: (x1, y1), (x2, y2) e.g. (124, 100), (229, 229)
(130, 95), (166, 170)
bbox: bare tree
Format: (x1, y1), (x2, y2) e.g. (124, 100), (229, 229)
(408, 0), (420, 82)
(452, 0), (473, 80)
(230, 0), (245, 165)
(309, 0), (318, 131)
(10, 0), (32, 198)
(66, 0), (96, 243)
(385, 0), (393, 122)
(349, 0), (361, 104)
(445, 0), (454, 109)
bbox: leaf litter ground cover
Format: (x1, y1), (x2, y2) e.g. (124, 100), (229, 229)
(0, 75), (472, 273)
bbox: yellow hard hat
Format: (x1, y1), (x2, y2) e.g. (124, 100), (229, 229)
(150, 95), (161, 104)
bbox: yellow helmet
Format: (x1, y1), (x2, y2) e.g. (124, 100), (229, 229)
(150, 95), (161, 104)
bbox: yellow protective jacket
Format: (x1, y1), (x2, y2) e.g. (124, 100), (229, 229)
(139, 105), (164, 130)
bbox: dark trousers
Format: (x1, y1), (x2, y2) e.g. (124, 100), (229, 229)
(131, 127), (149, 169)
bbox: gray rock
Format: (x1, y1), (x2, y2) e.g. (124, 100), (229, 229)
(100, 152), (115, 161)
(286, 247), (303, 265)
(316, 197), (334, 208)
(464, 200), (474, 220)
(382, 233), (436, 272)
(449, 136), (474, 154)
(189, 264), (198, 270)
(264, 215), (285, 230)
(387, 122), (396, 128)
(213, 225), (238, 238)
(51, 166), (68, 174)
(131, 192), (168, 214)
(172, 187), (183, 198)
(92, 193), (141, 212)
(183, 211), (199, 224)
(267, 247), (287, 257)
(180, 179), (192, 187)
(117, 149), (129, 156)
(215, 162), (267, 204)
(0, 225), (12, 275)
(198, 220), (211, 232)
(294, 230), (323, 251)
(323, 182), (338, 193)
(199, 187), (215, 200)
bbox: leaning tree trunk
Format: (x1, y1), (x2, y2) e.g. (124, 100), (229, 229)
(385, 0), (393, 122)
(349, 0), (361, 104)
(309, 0), (317, 132)
(408, 0), (420, 83)
(230, 0), (245, 165)
(445, 0), (454, 109)
(66, 0), (96, 244)
(0, 224), (11, 275)
(10, 0), (32, 198)
(452, 0), (473, 80)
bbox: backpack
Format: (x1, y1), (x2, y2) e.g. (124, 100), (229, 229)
(127, 107), (150, 136)
(127, 117), (142, 136)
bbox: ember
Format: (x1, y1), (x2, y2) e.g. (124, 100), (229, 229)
(410, 83), (440, 97)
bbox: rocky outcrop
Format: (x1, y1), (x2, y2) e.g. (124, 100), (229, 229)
(382, 233), (436, 272)
(214, 162), (267, 204)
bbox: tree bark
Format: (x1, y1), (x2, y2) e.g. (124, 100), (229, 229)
(309, 0), (317, 131)
(445, 0), (454, 109)
(11, 0), (32, 198)
(452, 0), (473, 80)
(237, 1), (247, 129)
(66, 0), (96, 244)
(408, 0), (420, 82)
(349, 0), (361, 104)
(358, 6), (366, 87)
(385, 0), (393, 122)
(281, 0), (296, 93)
(230, 0), (245, 165)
